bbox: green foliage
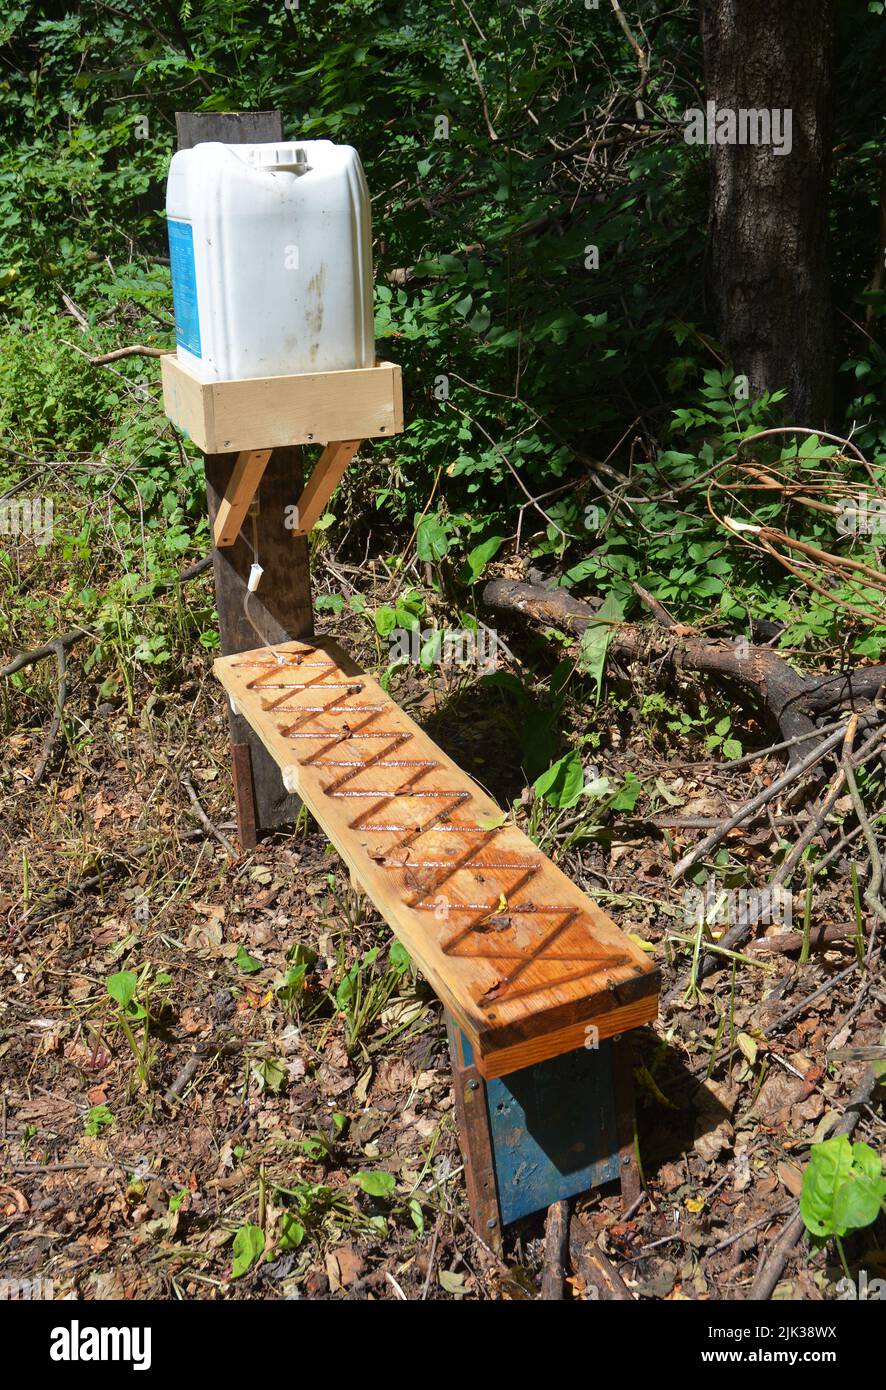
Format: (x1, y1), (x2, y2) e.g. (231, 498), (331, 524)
(800, 1136), (886, 1240)
(276, 1213), (306, 1251)
(351, 1170), (396, 1198)
(331, 940), (414, 1053)
(534, 751), (585, 810)
(0, 0), (883, 674)
(0, 325), (111, 448)
(415, 513), (451, 563)
(704, 715), (742, 762)
(104, 964), (169, 1095)
(234, 945), (263, 974)
(460, 535), (504, 584)
(84, 1104), (114, 1136)
(273, 942), (319, 1013)
(251, 1058), (286, 1094)
(388, 940), (412, 975)
(578, 592), (624, 703)
(231, 1222), (265, 1278)
(374, 588), (425, 637)
(106, 969), (140, 1015)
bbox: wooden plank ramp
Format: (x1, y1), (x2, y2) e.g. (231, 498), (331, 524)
(214, 638), (659, 1078)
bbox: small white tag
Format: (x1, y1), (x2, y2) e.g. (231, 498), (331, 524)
(247, 562), (264, 592)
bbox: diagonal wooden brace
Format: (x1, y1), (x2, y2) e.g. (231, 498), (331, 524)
(291, 439), (361, 535)
(213, 448), (273, 548)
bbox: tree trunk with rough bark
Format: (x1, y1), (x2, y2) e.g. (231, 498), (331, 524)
(700, 0), (835, 426)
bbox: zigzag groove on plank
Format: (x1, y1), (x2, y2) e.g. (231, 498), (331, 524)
(214, 638), (659, 1078)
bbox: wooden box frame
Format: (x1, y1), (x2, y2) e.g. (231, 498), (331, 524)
(160, 353), (403, 453)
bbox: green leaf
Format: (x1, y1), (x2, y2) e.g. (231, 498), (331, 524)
(335, 971), (356, 1010)
(106, 970), (138, 1010)
(461, 534), (503, 584)
(374, 605), (397, 636)
(84, 1104), (114, 1137)
(420, 628), (443, 669)
(609, 772), (642, 812)
(534, 751), (585, 809)
(800, 1135), (886, 1238)
(389, 940), (412, 975)
(578, 592), (624, 702)
(351, 1170), (396, 1198)
(234, 945), (263, 973)
(277, 1213), (305, 1250)
(407, 1197), (425, 1234)
(833, 1173), (885, 1234)
(251, 1058), (286, 1094)
(415, 514), (450, 563)
(582, 776), (611, 800)
(315, 593), (345, 613)
(851, 1141), (884, 1182)
(693, 576), (724, 597)
(231, 1222), (265, 1278)
(274, 963), (308, 1004)
(797, 433), (821, 458)
(395, 590), (425, 630)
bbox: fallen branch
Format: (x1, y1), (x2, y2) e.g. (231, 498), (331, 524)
(569, 1221), (634, 1301)
(181, 775), (237, 860)
(669, 724), (850, 882)
(482, 578), (886, 757)
(540, 1199), (571, 1300)
(2, 625), (90, 679)
(32, 640), (68, 785)
(841, 756), (886, 958)
(89, 345), (167, 365)
(747, 923), (862, 954)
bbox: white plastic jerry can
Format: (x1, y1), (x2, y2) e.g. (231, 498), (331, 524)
(165, 140), (375, 382)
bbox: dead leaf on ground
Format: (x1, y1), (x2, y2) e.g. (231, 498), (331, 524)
(185, 919), (223, 952)
(330, 1243), (365, 1287)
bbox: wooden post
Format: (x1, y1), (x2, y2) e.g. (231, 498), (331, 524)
(613, 1036), (642, 1208)
(446, 1018), (504, 1252)
(176, 111), (312, 843)
(175, 111), (286, 149)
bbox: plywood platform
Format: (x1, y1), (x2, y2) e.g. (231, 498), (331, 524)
(214, 639), (658, 1077)
(161, 355), (403, 453)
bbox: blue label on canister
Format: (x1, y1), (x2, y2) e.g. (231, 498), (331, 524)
(167, 219), (202, 357)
